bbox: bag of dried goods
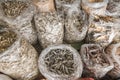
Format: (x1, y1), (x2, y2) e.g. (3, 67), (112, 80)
(0, 0), (37, 44)
(34, 0), (64, 48)
(0, 74), (13, 80)
(80, 44), (114, 78)
(106, 0), (120, 16)
(38, 44), (83, 80)
(0, 20), (39, 80)
(63, 2), (88, 43)
(81, 0), (108, 16)
(86, 15), (117, 47)
(106, 43), (120, 78)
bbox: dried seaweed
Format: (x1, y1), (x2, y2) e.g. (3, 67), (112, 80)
(1, 1), (28, 17)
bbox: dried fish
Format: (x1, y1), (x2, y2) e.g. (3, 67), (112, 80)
(1, 1), (28, 18)
(80, 44), (114, 78)
(105, 43), (120, 78)
(0, 0), (37, 44)
(34, 12), (64, 48)
(38, 44), (83, 80)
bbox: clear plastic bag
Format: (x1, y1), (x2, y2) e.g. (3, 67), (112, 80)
(63, 2), (88, 43)
(105, 43), (120, 78)
(86, 15), (117, 47)
(34, 12), (64, 48)
(80, 44), (114, 78)
(0, 0), (37, 44)
(38, 44), (83, 80)
(0, 21), (39, 80)
(0, 74), (13, 80)
(81, 0), (108, 16)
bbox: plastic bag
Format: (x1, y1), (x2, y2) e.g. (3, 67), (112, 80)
(0, 74), (13, 80)
(86, 15), (117, 47)
(0, 0), (37, 44)
(34, 12), (64, 48)
(81, 0), (108, 16)
(38, 44), (83, 80)
(106, 43), (120, 78)
(80, 44), (114, 78)
(0, 21), (39, 80)
(63, 2), (88, 43)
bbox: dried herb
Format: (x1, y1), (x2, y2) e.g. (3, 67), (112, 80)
(0, 30), (17, 53)
(44, 48), (75, 75)
(1, 1), (28, 17)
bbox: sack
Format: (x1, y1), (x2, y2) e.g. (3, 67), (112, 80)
(0, 20), (39, 80)
(81, 0), (108, 16)
(86, 15), (117, 47)
(63, 2), (88, 43)
(0, 0), (37, 44)
(38, 44), (83, 80)
(106, 43), (120, 78)
(80, 44), (114, 78)
(0, 74), (13, 80)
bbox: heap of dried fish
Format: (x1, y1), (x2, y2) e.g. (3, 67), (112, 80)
(80, 44), (114, 78)
(0, 0), (37, 44)
(38, 44), (83, 80)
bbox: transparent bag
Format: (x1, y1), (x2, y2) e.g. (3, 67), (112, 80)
(81, 0), (108, 16)
(63, 2), (88, 43)
(0, 74), (13, 80)
(0, 0), (37, 44)
(0, 20), (39, 80)
(38, 44), (83, 80)
(106, 43), (120, 78)
(80, 44), (114, 78)
(86, 15), (117, 47)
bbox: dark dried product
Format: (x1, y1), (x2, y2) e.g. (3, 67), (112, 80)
(86, 15), (116, 47)
(34, 12), (64, 48)
(38, 44), (83, 80)
(80, 44), (114, 78)
(105, 43), (120, 78)
(81, 0), (108, 16)
(64, 4), (88, 43)
(0, 74), (13, 80)
(0, 0), (37, 44)
(0, 23), (39, 80)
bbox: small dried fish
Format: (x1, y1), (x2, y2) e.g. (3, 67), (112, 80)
(1, 1), (28, 17)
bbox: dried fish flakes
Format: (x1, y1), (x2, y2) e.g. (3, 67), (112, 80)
(1, 1), (28, 17)
(44, 49), (75, 75)
(0, 29), (17, 53)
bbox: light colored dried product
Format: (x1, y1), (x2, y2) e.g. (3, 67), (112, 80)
(80, 44), (114, 78)
(0, 0), (37, 44)
(64, 3), (88, 43)
(34, 12), (64, 48)
(106, 0), (120, 16)
(0, 74), (13, 80)
(0, 28), (39, 80)
(105, 43), (120, 78)
(86, 15), (116, 47)
(89, 0), (103, 3)
(38, 44), (83, 80)
(81, 0), (108, 16)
